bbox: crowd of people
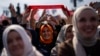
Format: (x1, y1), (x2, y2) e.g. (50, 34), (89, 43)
(0, 1), (100, 56)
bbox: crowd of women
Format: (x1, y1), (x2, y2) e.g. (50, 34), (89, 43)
(0, 2), (100, 56)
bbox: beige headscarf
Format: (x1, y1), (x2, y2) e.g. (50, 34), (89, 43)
(72, 6), (98, 56)
(2, 25), (43, 56)
(56, 24), (73, 44)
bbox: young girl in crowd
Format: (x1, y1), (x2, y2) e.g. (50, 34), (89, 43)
(57, 6), (100, 56)
(1, 25), (43, 56)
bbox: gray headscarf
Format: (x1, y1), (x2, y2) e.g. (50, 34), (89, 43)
(50, 24), (73, 56)
(72, 6), (98, 56)
(56, 24), (73, 45)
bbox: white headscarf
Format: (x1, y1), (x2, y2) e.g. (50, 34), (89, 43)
(56, 24), (72, 44)
(2, 25), (43, 56)
(72, 6), (98, 56)
(97, 25), (100, 38)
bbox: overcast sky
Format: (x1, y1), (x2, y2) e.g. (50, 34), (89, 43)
(0, 0), (100, 16)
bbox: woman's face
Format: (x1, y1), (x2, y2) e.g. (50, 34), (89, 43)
(77, 9), (98, 39)
(7, 30), (24, 56)
(41, 26), (53, 39)
(65, 26), (73, 40)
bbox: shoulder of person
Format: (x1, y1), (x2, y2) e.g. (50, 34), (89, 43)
(58, 39), (73, 48)
(57, 39), (75, 56)
(32, 46), (43, 56)
(1, 48), (7, 56)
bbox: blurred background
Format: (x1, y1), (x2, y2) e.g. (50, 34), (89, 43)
(0, 0), (100, 17)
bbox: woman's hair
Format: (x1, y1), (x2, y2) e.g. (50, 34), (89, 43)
(2, 20), (10, 26)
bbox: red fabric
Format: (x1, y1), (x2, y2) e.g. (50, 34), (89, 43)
(28, 5), (71, 16)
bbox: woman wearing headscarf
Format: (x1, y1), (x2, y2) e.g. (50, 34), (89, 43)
(56, 24), (73, 44)
(57, 6), (100, 56)
(35, 21), (57, 56)
(1, 25), (43, 56)
(50, 24), (73, 56)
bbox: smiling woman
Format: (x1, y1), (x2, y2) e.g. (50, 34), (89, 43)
(35, 21), (57, 56)
(40, 23), (53, 44)
(56, 6), (100, 56)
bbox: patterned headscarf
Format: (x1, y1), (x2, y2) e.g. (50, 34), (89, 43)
(40, 23), (53, 44)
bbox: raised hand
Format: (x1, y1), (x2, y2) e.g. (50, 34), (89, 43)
(9, 3), (16, 17)
(30, 9), (38, 30)
(21, 8), (30, 24)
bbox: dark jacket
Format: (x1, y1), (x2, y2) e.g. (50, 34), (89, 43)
(57, 39), (100, 56)
(57, 39), (75, 56)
